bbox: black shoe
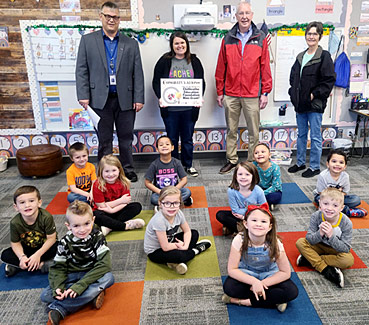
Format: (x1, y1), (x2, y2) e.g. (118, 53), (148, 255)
(5, 264), (19, 277)
(220, 162), (237, 174)
(184, 197), (193, 206)
(125, 171), (138, 182)
(185, 167), (199, 177)
(302, 168), (320, 178)
(48, 310), (62, 325)
(322, 266), (344, 288)
(287, 164), (306, 173)
(296, 254), (311, 267)
(194, 239), (212, 254)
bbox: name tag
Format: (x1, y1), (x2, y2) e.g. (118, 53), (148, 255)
(109, 74), (116, 85)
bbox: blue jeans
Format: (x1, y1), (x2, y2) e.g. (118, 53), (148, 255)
(151, 187), (191, 205)
(40, 272), (114, 318)
(162, 109), (196, 168)
(296, 112), (322, 171)
(265, 191), (282, 205)
(67, 192), (88, 203)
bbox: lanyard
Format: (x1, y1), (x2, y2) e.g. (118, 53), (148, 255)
(106, 41), (118, 75)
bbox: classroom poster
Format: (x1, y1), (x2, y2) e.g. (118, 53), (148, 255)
(315, 0), (334, 13)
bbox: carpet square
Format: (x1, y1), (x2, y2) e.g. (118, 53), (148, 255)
(144, 236), (220, 281)
(280, 183), (311, 204)
(0, 264), (49, 291)
(46, 192), (68, 215)
(186, 186), (208, 208)
(106, 210), (153, 242)
(208, 206), (231, 236)
(351, 200), (369, 229)
(279, 231), (367, 272)
(51, 281), (144, 325)
(224, 273), (322, 324)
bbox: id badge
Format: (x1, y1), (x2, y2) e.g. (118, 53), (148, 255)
(109, 74), (117, 85)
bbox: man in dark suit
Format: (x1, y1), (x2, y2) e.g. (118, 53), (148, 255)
(76, 1), (144, 182)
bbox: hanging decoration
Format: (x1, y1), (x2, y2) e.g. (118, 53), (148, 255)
(268, 23), (335, 35)
(25, 24), (229, 41)
(25, 23), (335, 43)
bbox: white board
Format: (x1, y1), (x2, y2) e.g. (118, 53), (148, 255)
(274, 30), (330, 102)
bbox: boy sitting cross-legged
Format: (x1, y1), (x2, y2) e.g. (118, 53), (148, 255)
(41, 201), (114, 325)
(0, 185), (57, 277)
(296, 188), (354, 288)
(66, 142), (97, 204)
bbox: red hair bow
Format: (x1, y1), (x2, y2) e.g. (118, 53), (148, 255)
(245, 202), (272, 218)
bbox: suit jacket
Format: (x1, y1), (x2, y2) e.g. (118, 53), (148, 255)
(75, 30), (144, 111)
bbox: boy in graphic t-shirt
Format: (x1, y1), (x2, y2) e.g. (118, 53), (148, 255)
(66, 142), (97, 203)
(145, 136), (193, 209)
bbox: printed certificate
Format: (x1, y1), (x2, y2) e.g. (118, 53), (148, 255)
(161, 79), (203, 106)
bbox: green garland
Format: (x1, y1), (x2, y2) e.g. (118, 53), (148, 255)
(25, 24), (228, 38)
(268, 23), (335, 34)
(25, 22), (335, 37)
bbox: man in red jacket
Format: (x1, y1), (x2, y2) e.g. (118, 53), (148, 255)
(215, 1), (272, 174)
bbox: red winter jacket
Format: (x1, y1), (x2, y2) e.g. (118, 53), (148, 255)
(215, 22), (272, 98)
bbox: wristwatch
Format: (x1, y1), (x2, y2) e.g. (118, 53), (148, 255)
(262, 92), (268, 96)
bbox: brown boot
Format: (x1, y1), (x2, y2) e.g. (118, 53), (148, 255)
(92, 290), (105, 309)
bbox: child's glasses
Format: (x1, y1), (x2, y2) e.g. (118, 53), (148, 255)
(161, 201), (181, 208)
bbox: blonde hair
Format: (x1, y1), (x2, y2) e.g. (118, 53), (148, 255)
(158, 186), (183, 206)
(320, 187), (344, 204)
(97, 154), (130, 192)
(66, 200), (93, 223)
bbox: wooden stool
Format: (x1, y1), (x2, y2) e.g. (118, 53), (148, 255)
(16, 144), (63, 177)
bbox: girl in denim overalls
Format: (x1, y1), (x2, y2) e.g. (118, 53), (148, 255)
(222, 203), (298, 312)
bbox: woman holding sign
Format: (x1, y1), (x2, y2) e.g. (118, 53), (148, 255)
(288, 21), (336, 178)
(152, 31), (205, 177)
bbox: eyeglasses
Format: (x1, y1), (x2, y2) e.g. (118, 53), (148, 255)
(161, 201), (181, 208)
(101, 13), (120, 21)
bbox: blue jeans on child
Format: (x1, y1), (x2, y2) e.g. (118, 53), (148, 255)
(67, 192), (89, 203)
(150, 188), (191, 206)
(265, 191), (282, 205)
(40, 271), (114, 318)
(296, 112), (322, 171)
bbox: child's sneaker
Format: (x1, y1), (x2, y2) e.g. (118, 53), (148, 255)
(185, 167), (199, 177)
(48, 309), (62, 325)
(322, 266), (344, 288)
(92, 290), (105, 309)
(296, 254), (311, 267)
(100, 226), (112, 236)
(184, 196), (193, 206)
(193, 239), (212, 255)
(276, 303), (287, 313)
(125, 218), (145, 230)
(167, 262), (188, 275)
(154, 205), (159, 213)
(5, 264), (19, 277)
(270, 204), (275, 211)
(349, 207), (367, 218)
